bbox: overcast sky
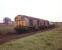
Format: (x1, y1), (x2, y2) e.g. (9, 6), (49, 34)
(0, 0), (62, 22)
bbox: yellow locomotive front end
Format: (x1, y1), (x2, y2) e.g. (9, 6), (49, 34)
(15, 15), (29, 32)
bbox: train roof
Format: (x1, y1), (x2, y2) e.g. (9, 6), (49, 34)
(15, 15), (49, 21)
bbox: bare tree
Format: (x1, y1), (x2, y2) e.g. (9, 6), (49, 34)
(3, 17), (11, 24)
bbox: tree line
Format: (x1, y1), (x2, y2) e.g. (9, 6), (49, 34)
(3, 17), (12, 24)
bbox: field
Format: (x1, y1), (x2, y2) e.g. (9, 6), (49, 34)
(0, 25), (62, 50)
(0, 24), (15, 35)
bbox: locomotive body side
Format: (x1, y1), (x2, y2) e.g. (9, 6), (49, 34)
(27, 17), (39, 30)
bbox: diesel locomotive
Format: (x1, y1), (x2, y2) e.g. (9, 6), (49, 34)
(15, 15), (54, 32)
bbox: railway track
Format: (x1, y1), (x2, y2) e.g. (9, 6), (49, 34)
(0, 28), (54, 45)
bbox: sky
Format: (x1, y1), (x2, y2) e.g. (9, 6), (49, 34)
(0, 0), (62, 22)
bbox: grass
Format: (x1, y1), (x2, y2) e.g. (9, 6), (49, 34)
(0, 24), (15, 34)
(0, 26), (62, 50)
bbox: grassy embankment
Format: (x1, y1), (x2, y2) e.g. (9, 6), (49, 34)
(0, 26), (62, 50)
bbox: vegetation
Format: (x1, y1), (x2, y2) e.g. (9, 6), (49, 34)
(0, 26), (62, 50)
(3, 17), (11, 24)
(0, 24), (15, 35)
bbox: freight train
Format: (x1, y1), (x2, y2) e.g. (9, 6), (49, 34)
(15, 15), (54, 32)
